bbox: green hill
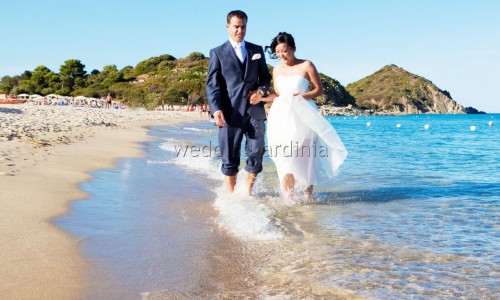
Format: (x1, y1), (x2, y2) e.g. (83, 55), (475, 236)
(345, 64), (466, 114)
(1, 53), (350, 109)
(317, 74), (356, 106)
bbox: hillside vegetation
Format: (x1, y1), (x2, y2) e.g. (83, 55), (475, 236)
(345, 64), (466, 114)
(1, 57), (480, 114)
(0, 53), (351, 109)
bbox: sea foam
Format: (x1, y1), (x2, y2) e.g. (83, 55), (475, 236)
(159, 138), (284, 241)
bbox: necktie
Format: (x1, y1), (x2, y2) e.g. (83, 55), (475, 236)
(235, 43), (245, 63)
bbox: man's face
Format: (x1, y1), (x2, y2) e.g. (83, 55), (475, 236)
(226, 16), (246, 42)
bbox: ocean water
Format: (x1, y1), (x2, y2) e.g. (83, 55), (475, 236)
(57, 114), (499, 299)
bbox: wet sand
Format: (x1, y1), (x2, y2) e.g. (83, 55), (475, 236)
(0, 104), (199, 299)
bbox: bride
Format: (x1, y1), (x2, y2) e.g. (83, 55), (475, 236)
(250, 32), (348, 198)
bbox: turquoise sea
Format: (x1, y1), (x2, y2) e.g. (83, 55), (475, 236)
(57, 114), (499, 299)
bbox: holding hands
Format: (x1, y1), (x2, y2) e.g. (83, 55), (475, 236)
(248, 90), (262, 105)
(248, 87), (275, 105)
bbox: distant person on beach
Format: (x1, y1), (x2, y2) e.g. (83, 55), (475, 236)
(206, 10), (272, 195)
(106, 93), (112, 109)
(249, 32), (348, 198)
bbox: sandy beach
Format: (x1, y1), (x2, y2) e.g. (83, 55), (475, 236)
(2, 105), (498, 299)
(0, 104), (199, 299)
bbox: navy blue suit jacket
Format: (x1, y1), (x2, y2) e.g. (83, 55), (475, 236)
(206, 40), (272, 127)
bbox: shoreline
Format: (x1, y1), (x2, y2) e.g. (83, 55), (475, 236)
(0, 104), (200, 299)
(318, 104), (490, 116)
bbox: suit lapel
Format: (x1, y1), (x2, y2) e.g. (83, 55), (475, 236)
(243, 46), (254, 79)
(223, 41), (244, 75)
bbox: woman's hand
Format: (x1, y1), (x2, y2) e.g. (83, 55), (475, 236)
(249, 89), (277, 103)
(248, 90), (262, 105)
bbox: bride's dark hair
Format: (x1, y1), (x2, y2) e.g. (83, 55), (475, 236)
(265, 32), (296, 59)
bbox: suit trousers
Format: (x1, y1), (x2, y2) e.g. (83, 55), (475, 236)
(218, 117), (265, 176)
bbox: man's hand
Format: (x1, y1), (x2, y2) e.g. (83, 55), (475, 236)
(213, 110), (227, 127)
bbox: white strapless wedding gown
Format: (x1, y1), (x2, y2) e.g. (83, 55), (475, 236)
(267, 75), (348, 189)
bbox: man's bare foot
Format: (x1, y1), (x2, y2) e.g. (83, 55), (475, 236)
(225, 175), (237, 194)
(245, 172), (257, 196)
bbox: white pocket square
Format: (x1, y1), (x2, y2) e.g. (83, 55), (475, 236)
(251, 53), (261, 60)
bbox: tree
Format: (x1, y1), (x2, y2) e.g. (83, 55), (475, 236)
(30, 66), (58, 94)
(55, 87), (71, 96)
(157, 60), (176, 72)
(119, 65), (135, 80)
(122, 87), (148, 107)
(59, 59), (87, 91)
(188, 52), (205, 61)
(46, 72), (61, 94)
(0, 75), (20, 94)
(21, 70), (32, 81)
(134, 54), (177, 75)
(166, 79), (203, 105)
(31, 66), (51, 86)
(108, 82), (129, 100)
(164, 84), (187, 104)
(100, 65), (123, 87)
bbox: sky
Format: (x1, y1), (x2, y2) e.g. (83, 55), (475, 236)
(1, 0), (499, 112)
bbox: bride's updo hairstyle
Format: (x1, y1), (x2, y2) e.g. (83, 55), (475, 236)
(265, 32), (296, 59)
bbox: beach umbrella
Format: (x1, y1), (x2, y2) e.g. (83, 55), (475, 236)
(17, 93), (30, 99)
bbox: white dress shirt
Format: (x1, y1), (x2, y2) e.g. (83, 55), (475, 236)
(229, 39), (246, 63)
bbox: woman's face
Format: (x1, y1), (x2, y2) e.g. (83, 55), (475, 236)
(275, 42), (295, 65)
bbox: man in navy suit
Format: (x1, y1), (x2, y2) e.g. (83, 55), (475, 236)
(206, 10), (272, 195)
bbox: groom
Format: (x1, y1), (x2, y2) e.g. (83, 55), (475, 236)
(206, 10), (272, 195)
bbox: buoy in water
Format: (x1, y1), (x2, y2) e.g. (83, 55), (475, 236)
(424, 124), (430, 130)
(470, 126), (477, 131)
(367, 122), (371, 127)
(396, 124), (401, 128)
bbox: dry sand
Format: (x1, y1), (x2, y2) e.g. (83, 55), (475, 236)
(0, 104), (201, 299)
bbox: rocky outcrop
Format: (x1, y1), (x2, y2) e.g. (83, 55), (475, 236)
(345, 64), (468, 114)
(464, 106), (486, 114)
(320, 104), (366, 116)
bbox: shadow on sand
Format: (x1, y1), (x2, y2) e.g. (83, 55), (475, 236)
(0, 107), (23, 114)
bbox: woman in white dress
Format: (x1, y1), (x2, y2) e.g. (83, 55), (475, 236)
(250, 32), (348, 198)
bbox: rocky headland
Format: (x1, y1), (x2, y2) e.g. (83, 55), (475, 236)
(324, 64), (484, 116)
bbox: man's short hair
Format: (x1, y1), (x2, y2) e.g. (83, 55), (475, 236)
(227, 10), (248, 24)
